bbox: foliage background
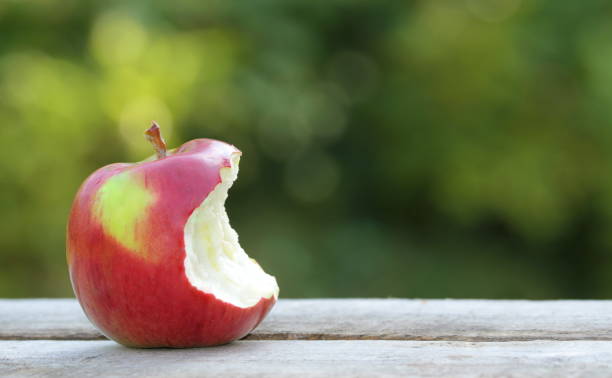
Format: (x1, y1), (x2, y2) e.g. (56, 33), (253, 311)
(2, 0), (612, 299)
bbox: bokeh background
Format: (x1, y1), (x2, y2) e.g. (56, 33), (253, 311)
(2, 0), (612, 299)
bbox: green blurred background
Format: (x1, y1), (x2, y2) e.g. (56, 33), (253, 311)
(2, 0), (612, 299)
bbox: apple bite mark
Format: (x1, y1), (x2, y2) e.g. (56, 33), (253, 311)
(184, 152), (279, 308)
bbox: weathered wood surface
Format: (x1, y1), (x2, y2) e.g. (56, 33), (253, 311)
(2, 298), (612, 341)
(2, 340), (612, 377)
(3, 299), (612, 377)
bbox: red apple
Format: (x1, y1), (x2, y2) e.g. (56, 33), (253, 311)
(66, 123), (279, 348)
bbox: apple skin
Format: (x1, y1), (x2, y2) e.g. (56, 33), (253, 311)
(67, 139), (276, 348)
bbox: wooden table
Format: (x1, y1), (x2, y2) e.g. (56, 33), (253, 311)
(2, 299), (612, 376)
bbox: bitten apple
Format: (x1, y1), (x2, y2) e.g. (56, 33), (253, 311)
(66, 123), (278, 348)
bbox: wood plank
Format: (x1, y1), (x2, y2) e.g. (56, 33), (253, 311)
(3, 299), (612, 341)
(2, 340), (612, 377)
(251, 299), (612, 341)
(0, 299), (100, 340)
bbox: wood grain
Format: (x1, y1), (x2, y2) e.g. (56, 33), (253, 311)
(2, 340), (612, 377)
(2, 299), (612, 341)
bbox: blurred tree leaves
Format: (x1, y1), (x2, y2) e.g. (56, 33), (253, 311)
(2, 0), (612, 298)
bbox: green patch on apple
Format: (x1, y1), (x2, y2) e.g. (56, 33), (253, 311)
(93, 170), (155, 255)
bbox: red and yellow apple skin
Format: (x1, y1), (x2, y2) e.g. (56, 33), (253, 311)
(67, 139), (276, 348)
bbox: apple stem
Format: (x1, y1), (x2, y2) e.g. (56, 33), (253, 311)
(145, 122), (167, 159)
